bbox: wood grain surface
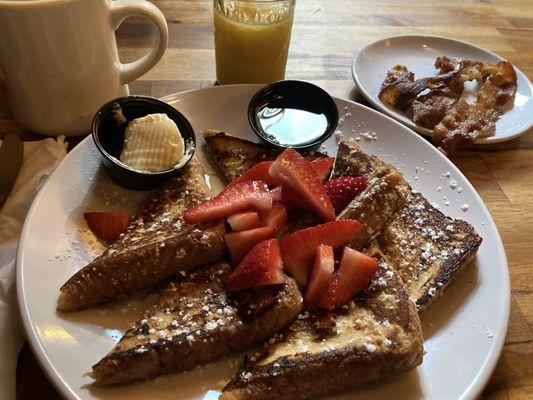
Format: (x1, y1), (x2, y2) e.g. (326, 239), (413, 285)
(3, 0), (532, 398)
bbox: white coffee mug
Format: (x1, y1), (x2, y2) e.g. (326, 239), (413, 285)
(0, 0), (168, 137)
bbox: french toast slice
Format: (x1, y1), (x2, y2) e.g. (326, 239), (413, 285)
(205, 133), (482, 311)
(92, 262), (302, 384)
(333, 139), (482, 311)
(377, 192), (482, 311)
(204, 130), (280, 182)
(221, 247), (424, 400)
(338, 171), (410, 249)
(208, 135), (423, 399)
(204, 130), (325, 237)
(204, 130), (324, 183)
(332, 138), (410, 248)
(58, 158), (227, 312)
(332, 138), (392, 180)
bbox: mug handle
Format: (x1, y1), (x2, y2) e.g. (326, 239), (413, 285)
(109, 0), (169, 84)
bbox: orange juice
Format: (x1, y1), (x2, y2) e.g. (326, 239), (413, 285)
(214, 0), (295, 84)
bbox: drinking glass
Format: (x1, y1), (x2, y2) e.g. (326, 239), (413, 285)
(213, 0), (296, 85)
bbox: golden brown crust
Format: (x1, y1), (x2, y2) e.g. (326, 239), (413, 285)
(338, 171), (410, 249)
(332, 140), (482, 311)
(222, 348), (422, 400)
(92, 263), (303, 385)
(88, 134), (480, 395)
(332, 139), (392, 180)
(204, 130), (324, 183)
(204, 130), (280, 182)
(377, 192), (482, 312)
(58, 158), (227, 312)
(221, 250), (424, 400)
(332, 139), (410, 249)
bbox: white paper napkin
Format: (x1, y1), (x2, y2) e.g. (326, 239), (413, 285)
(0, 136), (67, 400)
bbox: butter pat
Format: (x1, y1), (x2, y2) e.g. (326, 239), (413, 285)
(119, 113), (185, 172)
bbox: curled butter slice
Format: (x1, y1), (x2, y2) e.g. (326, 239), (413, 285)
(119, 113), (185, 172)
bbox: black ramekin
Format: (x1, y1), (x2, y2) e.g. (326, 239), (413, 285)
(248, 80), (339, 150)
(91, 96), (196, 190)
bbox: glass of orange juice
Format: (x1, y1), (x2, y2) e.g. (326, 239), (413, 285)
(213, 0), (296, 85)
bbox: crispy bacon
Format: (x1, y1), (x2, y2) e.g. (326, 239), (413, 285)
(379, 57), (517, 153)
(379, 64), (463, 112)
(412, 87), (463, 129)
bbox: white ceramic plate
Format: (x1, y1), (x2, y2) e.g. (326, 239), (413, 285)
(18, 85), (510, 400)
(352, 34), (533, 143)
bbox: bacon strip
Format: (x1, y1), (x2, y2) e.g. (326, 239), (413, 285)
(379, 57), (517, 153)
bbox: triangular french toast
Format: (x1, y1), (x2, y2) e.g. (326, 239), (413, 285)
(377, 192), (482, 311)
(88, 131), (480, 393)
(333, 139), (411, 248)
(338, 170), (410, 249)
(332, 140), (482, 311)
(92, 262), (302, 384)
(207, 132), (481, 398)
(204, 130), (280, 182)
(58, 158), (227, 311)
(221, 247), (423, 400)
(204, 130), (326, 237)
(205, 132), (423, 397)
(332, 138), (392, 180)
(204, 130), (324, 183)
(205, 131), (481, 310)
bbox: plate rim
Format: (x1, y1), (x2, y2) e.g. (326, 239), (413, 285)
(16, 84), (510, 400)
(16, 137), (94, 400)
(351, 33), (533, 144)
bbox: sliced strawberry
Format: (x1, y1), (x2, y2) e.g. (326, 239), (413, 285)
(226, 239), (284, 291)
(316, 272), (338, 311)
(83, 211), (130, 242)
(228, 158), (333, 188)
(335, 247), (379, 308)
(184, 181), (272, 224)
(261, 202), (288, 232)
(324, 176), (368, 213)
(279, 185), (310, 209)
(225, 226), (275, 264)
(280, 220), (362, 285)
(227, 161), (279, 188)
(270, 187), (296, 212)
(269, 149), (335, 221)
(304, 245), (334, 306)
(227, 211), (261, 231)
(269, 186), (301, 211)
(270, 186), (283, 202)
(310, 157), (335, 182)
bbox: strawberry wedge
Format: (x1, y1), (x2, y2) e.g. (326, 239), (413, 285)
(324, 176), (368, 213)
(227, 161), (280, 188)
(225, 226), (275, 264)
(271, 185), (310, 210)
(317, 273), (338, 311)
(269, 148), (335, 221)
(280, 220), (362, 285)
(184, 181), (272, 224)
(227, 157), (333, 188)
(227, 211), (261, 231)
(305, 245), (335, 307)
(335, 247), (379, 308)
(84, 211), (130, 242)
(261, 202), (288, 232)
(226, 239), (284, 291)
(311, 157), (335, 182)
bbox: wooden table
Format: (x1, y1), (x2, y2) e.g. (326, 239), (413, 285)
(4, 0), (532, 398)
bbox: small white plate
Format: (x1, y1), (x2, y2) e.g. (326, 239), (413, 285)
(18, 85), (509, 400)
(352, 35), (533, 143)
